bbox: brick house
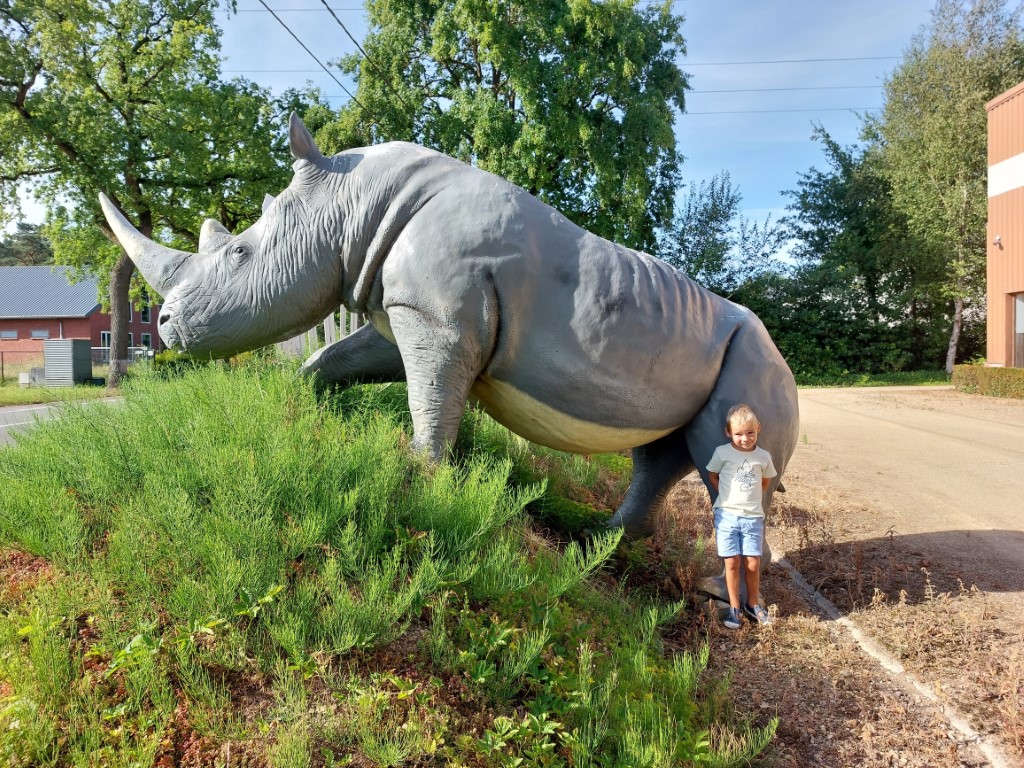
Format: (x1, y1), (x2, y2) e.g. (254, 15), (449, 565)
(0, 265), (162, 364)
(986, 82), (1024, 367)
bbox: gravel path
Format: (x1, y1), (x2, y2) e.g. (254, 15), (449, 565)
(787, 386), (1024, 593)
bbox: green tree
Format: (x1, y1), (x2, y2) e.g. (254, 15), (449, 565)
(1, 0), (296, 384)
(659, 171), (785, 297)
(0, 222), (52, 265)
(782, 127), (953, 372)
(867, 0), (1024, 372)
(319, 0), (688, 252)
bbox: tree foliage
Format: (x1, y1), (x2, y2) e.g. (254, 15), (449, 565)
(727, 126), (981, 379)
(0, 222), (51, 265)
(0, 0), (298, 383)
(319, 0), (688, 252)
(659, 172), (785, 298)
(867, 0), (1024, 372)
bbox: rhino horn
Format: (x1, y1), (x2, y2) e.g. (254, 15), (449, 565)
(98, 193), (192, 297)
(199, 218), (233, 253)
(289, 113), (325, 165)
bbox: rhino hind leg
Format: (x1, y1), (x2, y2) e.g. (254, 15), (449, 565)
(608, 428), (695, 541)
(299, 323), (406, 391)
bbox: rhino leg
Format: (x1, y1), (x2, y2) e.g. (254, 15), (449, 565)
(300, 323), (406, 390)
(608, 428), (695, 540)
(386, 305), (488, 460)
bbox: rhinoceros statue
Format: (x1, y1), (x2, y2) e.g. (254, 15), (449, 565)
(99, 114), (799, 539)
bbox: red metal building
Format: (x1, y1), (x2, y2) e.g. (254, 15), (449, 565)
(0, 265), (162, 364)
(986, 82), (1024, 368)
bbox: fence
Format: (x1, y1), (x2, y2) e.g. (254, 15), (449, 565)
(277, 309), (363, 358)
(91, 346), (154, 365)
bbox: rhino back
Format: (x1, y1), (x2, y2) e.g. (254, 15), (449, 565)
(374, 167), (749, 451)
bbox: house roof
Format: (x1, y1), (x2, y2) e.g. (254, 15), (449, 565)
(0, 266), (101, 320)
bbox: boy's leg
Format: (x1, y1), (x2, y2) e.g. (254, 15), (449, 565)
(724, 555), (742, 610)
(740, 516), (767, 613)
(743, 555), (761, 610)
(715, 509), (744, 610)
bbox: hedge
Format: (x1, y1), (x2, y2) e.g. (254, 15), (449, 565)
(952, 364), (1024, 399)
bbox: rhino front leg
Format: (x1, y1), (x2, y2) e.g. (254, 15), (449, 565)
(386, 304), (489, 460)
(299, 323), (406, 390)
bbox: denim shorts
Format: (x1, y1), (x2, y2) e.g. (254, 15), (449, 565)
(714, 509), (765, 558)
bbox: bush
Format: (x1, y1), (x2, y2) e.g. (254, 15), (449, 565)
(0, 364), (773, 766)
(952, 364), (1024, 399)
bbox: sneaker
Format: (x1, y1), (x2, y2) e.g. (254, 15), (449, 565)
(722, 607), (743, 630)
(743, 603), (772, 625)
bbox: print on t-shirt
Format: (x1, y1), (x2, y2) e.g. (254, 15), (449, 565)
(737, 459), (755, 492)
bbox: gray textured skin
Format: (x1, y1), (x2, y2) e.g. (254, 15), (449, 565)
(99, 114), (799, 539)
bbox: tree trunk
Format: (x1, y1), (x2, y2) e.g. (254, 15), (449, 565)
(944, 295), (964, 375)
(107, 253), (135, 387)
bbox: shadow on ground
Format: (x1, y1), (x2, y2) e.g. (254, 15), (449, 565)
(780, 528), (1024, 612)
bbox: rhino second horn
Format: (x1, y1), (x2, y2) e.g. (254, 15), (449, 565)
(98, 193), (193, 297)
(289, 113), (325, 165)
(199, 219), (233, 253)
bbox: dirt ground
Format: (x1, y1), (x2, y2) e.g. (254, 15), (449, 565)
(666, 386), (1024, 768)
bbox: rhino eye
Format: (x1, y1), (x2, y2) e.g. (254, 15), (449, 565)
(230, 243), (251, 264)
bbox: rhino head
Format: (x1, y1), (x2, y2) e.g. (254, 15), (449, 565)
(99, 115), (343, 357)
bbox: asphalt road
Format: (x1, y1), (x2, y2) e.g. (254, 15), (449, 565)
(0, 402), (62, 447)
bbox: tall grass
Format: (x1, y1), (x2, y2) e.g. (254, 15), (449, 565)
(0, 362), (773, 766)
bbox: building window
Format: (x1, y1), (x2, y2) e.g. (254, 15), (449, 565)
(141, 333), (152, 349)
(100, 331), (111, 348)
(0, 330), (17, 340)
(141, 305), (152, 324)
(128, 333), (134, 348)
(31, 329), (50, 339)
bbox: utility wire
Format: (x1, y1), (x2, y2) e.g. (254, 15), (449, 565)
(684, 107), (876, 115)
(686, 56), (899, 66)
(255, 0), (365, 109)
(691, 85), (878, 93)
(316, 0), (424, 115)
(221, 69), (883, 94)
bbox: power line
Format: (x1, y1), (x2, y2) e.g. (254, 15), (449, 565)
(217, 6), (365, 11)
(686, 56), (899, 66)
(686, 107), (881, 115)
(691, 85), (879, 94)
(255, 0), (364, 108)
(220, 69), (883, 94)
(316, 0), (423, 115)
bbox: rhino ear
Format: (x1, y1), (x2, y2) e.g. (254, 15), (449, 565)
(290, 113), (325, 165)
(199, 219), (233, 253)
(262, 193), (275, 213)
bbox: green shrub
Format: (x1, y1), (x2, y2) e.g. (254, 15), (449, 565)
(796, 369), (949, 388)
(0, 363), (772, 766)
(952, 364), (1024, 398)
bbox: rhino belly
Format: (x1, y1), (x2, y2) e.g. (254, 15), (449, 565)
(469, 375), (675, 454)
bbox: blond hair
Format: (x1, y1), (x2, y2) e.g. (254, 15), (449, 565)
(725, 403), (760, 434)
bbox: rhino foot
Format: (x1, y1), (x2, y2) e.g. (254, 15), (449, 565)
(605, 508), (657, 541)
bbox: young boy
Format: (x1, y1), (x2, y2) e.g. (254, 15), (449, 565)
(706, 404), (777, 629)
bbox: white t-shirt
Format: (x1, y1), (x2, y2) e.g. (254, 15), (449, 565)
(706, 443), (777, 517)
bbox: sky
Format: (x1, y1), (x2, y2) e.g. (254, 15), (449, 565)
(10, 0), (940, 232)
(213, 0), (940, 227)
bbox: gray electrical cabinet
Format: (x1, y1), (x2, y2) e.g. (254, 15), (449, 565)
(44, 339), (94, 387)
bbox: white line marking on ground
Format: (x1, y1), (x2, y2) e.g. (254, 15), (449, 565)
(775, 553), (1014, 768)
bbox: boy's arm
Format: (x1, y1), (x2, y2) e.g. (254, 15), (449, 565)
(761, 477), (771, 492)
(708, 472), (720, 493)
